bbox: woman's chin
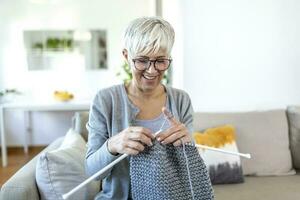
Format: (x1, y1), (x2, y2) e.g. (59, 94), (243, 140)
(141, 81), (160, 91)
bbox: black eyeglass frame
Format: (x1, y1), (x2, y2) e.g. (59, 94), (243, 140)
(132, 58), (172, 71)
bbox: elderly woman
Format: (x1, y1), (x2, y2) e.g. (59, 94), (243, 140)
(86, 17), (194, 200)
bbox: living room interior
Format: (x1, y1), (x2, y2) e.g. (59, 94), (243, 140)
(0, 0), (300, 200)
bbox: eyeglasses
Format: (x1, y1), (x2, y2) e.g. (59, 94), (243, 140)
(132, 58), (172, 71)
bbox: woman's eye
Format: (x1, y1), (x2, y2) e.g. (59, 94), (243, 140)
(157, 60), (168, 64)
(137, 59), (149, 64)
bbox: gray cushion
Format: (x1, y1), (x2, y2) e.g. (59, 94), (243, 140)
(36, 129), (100, 200)
(0, 137), (64, 200)
(287, 106), (300, 169)
(213, 173), (300, 200)
(193, 110), (295, 176)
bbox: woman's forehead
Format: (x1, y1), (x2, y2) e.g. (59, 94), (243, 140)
(135, 54), (168, 59)
(135, 49), (169, 58)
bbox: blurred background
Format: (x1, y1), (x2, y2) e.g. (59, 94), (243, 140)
(0, 0), (299, 146)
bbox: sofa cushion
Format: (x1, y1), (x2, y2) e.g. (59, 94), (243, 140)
(36, 129), (100, 200)
(213, 173), (300, 200)
(193, 109), (295, 176)
(0, 137), (63, 200)
(193, 125), (244, 184)
(287, 106), (300, 169)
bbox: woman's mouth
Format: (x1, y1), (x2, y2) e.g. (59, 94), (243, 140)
(142, 74), (158, 80)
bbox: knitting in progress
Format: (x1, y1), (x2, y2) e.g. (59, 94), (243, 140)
(62, 106), (251, 199)
(130, 140), (214, 200)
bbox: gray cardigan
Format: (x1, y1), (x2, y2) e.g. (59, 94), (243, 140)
(86, 84), (194, 200)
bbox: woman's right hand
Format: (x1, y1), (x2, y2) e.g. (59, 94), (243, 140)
(107, 127), (154, 155)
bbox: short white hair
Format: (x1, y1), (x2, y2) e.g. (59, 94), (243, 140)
(123, 17), (175, 57)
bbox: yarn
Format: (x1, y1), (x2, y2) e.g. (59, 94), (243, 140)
(130, 140), (214, 200)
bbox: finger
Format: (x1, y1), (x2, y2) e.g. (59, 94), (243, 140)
(128, 131), (153, 146)
(162, 107), (179, 126)
(124, 147), (139, 155)
(126, 140), (145, 152)
(156, 124), (184, 141)
(129, 127), (155, 139)
(161, 130), (186, 145)
(173, 135), (192, 147)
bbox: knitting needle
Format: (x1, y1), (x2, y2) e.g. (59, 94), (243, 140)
(195, 144), (251, 159)
(62, 153), (128, 199)
(161, 108), (251, 159)
(63, 110), (251, 199)
(62, 128), (164, 200)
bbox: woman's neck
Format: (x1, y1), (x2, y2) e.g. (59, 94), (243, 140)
(126, 82), (165, 100)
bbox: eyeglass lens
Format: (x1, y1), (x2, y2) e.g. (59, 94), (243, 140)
(134, 59), (171, 71)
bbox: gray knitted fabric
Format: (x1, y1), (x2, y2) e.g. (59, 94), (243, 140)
(130, 141), (214, 200)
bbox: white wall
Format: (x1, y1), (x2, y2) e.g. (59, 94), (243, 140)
(0, 0), (155, 98)
(162, 0), (184, 89)
(2, 0), (300, 146)
(0, 0), (154, 146)
(164, 0), (300, 112)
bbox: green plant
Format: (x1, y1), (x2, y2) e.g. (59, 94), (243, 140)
(46, 38), (60, 50)
(0, 89), (20, 97)
(116, 62), (133, 84)
(0, 89), (21, 103)
(116, 62), (171, 85)
(32, 42), (43, 50)
(45, 38), (73, 50)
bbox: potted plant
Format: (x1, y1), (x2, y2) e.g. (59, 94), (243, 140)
(0, 89), (21, 103)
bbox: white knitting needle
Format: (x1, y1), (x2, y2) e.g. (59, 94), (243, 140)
(161, 108), (251, 159)
(62, 153), (128, 199)
(63, 112), (251, 199)
(195, 144), (251, 159)
(62, 128), (164, 200)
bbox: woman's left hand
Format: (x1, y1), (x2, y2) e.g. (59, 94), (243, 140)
(155, 107), (192, 146)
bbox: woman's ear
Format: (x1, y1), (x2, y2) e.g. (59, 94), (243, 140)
(122, 49), (128, 61)
(122, 49), (130, 66)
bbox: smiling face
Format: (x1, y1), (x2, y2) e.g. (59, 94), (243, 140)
(122, 17), (175, 94)
(123, 49), (169, 93)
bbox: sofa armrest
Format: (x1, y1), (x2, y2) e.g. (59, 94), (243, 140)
(0, 137), (64, 200)
(72, 111), (89, 141)
(287, 106), (300, 170)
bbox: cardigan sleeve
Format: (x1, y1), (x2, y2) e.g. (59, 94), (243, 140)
(179, 91), (194, 136)
(85, 91), (119, 179)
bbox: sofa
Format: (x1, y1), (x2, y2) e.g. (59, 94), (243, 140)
(1, 107), (300, 200)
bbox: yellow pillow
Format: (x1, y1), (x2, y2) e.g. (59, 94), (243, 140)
(193, 125), (244, 185)
(193, 124), (236, 148)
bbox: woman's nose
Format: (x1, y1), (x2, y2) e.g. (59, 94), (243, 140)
(146, 61), (158, 73)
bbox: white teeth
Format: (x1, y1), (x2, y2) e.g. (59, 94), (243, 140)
(143, 75), (156, 80)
